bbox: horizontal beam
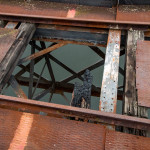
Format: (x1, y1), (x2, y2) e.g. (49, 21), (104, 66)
(0, 2), (150, 30)
(16, 76), (123, 100)
(0, 95), (149, 130)
(34, 25), (108, 46)
(34, 25), (150, 44)
(37, 39), (107, 47)
(1, 16), (149, 31)
(34, 24), (127, 46)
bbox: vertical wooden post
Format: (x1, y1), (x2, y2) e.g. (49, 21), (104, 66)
(71, 70), (92, 109)
(123, 30), (148, 136)
(100, 29), (121, 113)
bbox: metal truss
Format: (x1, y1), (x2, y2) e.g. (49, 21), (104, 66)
(5, 34), (125, 103)
(0, 2), (150, 148)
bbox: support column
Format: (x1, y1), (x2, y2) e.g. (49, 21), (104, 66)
(123, 30), (148, 136)
(100, 29), (121, 113)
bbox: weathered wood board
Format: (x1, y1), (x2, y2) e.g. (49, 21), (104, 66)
(123, 30), (148, 136)
(0, 23), (36, 91)
(0, 28), (18, 63)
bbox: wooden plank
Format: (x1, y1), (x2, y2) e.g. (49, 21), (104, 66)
(123, 30), (148, 136)
(99, 29), (121, 113)
(0, 23), (36, 92)
(71, 70), (92, 109)
(0, 28), (18, 63)
(4, 22), (27, 99)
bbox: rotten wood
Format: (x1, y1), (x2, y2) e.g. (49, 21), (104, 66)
(123, 30), (148, 136)
(0, 23), (36, 92)
(71, 70), (93, 109)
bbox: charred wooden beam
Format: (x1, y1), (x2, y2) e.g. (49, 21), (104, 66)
(0, 23), (36, 92)
(71, 70), (93, 109)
